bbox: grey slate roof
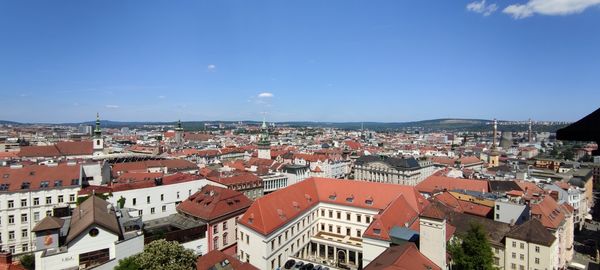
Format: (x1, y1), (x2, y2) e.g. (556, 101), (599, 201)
(355, 155), (421, 170)
(506, 218), (556, 246)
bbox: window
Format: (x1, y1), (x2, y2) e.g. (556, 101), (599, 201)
(246, 235), (249, 244)
(161, 194), (164, 201)
(321, 223), (325, 231)
(511, 263), (516, 270)
(328, 225), (333, 232)
(357, 215), (362, 222)
(366, 216), (371, 223)
(285, 231), (288, 240)
(34, 212), (40, 222)
(46, 196), (52, 204)
(213, 237), (219, 249)
(336, 211), (341, 219)
(278, 235), (281, 245)
(356, 229), (362, 237)
(213, 225), (218, 234)
(519, 254), (524, 260)
(496, 214), (500, 219)
(147, 196), (151, 204)
(519, 265), (524, 270)
(132, 198), (137, 206)
(512, 252), (516, 259)
(8, 246), (14, 254)
(58, 195), (64, 203)
(223, 233), (228, 246)
(535, 246), (540, 253)
(8, 231), (15, 240)
(33, 197), (39, 205)
(520, 243), (524, 249)
(346, 213), (351, 221)
(177, 191), (180, 199)
(70, 194), (75, 202)
(151, 207), (155, 214)
(21, 229), (27, 238)
(8, 215), (14, 224)
(328, 210), (333, 218)
(535, 258), (540, 264)
(22, 244), (28, 252)
(21, 199), (27, 207)
(496, 205), (500, 210)
(336, 226), (341, 234)
(21, 213), (27, 222)
(138, 210), (143, 216)
(321, 209), (325, 216)
(223, 222), (228, 230)
(7, 200), (13, 208)
(271, 240), (275, 250)
(346, 227), (351, 236)
(46, 210), (52, 217)
(512, 241), (516, 248)
(162, 205), (166, 212)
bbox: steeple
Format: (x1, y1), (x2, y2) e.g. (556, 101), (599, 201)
(94, 113), (102, 138)
(488, 118), (500, 167)
(257, 116), (271, 159)
(174, 120), (184, 146)
(176, 119), (183, 131)
(492, 118), (497, 150)
(528, 118), (533, 143)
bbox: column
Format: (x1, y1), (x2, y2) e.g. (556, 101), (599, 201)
(316, 243), (320, 258)
(345, 249), (349, 265)
(334, 246), (337, 262)
(324, 245), (328, 260)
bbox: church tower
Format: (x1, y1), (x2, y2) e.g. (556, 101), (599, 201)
(419, 204), (447, 269)
(175, 120), (184, 146)
(528, 118), (533, 143)
(92, 113), (104, 156)
(257, 118), (271, 159)
(488, 118), (500, 167)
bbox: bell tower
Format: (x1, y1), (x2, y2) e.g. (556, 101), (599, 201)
(257, 118), (271, 159)
(93, 113), (104, 156)
(488, 118), (499, 167)
(175, 120), (184, 146)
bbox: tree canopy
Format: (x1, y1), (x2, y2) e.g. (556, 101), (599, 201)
(448, 222), (496, 270)
(115, 239), (196, 270)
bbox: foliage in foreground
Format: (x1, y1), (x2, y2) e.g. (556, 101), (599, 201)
(115, 239), (196, 270)
(448, 222), (496, 270)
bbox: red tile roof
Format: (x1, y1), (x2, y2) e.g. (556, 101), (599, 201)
(177, 185), (252, 222)
(239, 178), (427, 235)
(530, 195), (566, 230)
(18, 141), (92, 158)
(79, 173), (202, 194)
(207, 172), (262, 187)
(196, 249), (258, 270)
(363, 243), (441, 270)
(0, 164), (80, 192)
(416, 175), (489, 194)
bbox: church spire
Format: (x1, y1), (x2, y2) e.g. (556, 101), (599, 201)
(94, 113), (102, 138)
(528, 118), (533, 143)
(492, 118), (497, 150)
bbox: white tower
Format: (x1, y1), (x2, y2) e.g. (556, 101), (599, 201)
(175, 120), (184, 146)
(92, 113), (104, 156)
(257, 118), (271, 159)
(419, 204), (447, 269)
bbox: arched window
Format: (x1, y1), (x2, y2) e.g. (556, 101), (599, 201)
(223, 233), (228, 246)
(96, 140), (100, 146)
(213, 237), (219, 250)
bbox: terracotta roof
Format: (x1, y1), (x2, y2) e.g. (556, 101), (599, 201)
(177, 185), (252, 222)
(207, 172), (262, 187)
(239, 178), (427, 235)
(66, 196), (122, 244)
(530, 195), (566, 230)
(506, 218), (556, 246)
(32, 216), (65, 232)
(363, 194), (422, 241)
(416, 175), (489, 194)
(112, 159), (197, 175)
(0, 164), (80, 192)
(420, 203), (446, 220)
(363, 243), (441, 270)
(196, 249), (258, 270)
(18, 141), (92, 157)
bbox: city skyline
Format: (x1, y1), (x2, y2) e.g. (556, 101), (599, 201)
(1, 0), (599, 123)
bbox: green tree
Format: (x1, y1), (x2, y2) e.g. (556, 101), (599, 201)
(448, 222), (496, 270)
(562, 148), (575, 160)
(19, 254), (35, 270)
(134, 239), (196, 270)
(117, 196), (126, 209)
(115, 256), (141, 270)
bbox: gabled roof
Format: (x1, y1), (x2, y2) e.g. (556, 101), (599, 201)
(238, 178), (427, 236)
(66, 196), (122, 244)
(0, 164), (81, 192)
(196, 249), (258, 270)
(32, 216), (65, 232)
(530, 195), (566, 230)
(363, 243), (441, 270)
(18, 141), (92, 157)
(177, 185), (252, 222)
(506, 218), (556, 246)
(363, 194), (422, 241)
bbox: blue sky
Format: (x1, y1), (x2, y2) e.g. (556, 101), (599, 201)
(1, 0), (599, 123)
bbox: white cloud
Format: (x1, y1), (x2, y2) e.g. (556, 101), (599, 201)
(207, 64), (216, 71)
(105, 105), (119, 109)
(504, 0), (600, 19)
(467, 0), (498, 16)
(158, 95), (166, 99)
(258, 92), (274, 98)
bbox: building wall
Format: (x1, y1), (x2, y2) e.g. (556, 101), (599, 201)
(504, 237), (557, 270)
(494, 200), (529, 225)
(0, 186), (80, 254)
(107, 179), (213, 221)
(209, 215), (240, 252)
(419, 217), (446, 269)
(361, 237), (389, 267)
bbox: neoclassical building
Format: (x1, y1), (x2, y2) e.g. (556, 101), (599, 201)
(353, 155), (434, 186)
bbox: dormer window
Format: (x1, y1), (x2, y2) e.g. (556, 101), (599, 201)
(0, 184), (9, 191)
(40, 181), (49, 188)
(346, 195), (354, 203)
(373, 228), (381, 235)
(365, 199), (373, 205)
(54, 180), (63, 187)
(328, 192), (337, 200)
(21, 182), (30, 190)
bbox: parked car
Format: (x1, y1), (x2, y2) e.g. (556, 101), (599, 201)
(301, 263), (314, 270)
(294, 261), (304, 268)
(284, 259), (296, 269)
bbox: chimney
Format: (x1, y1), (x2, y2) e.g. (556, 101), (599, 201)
(0, 252), (12, 265)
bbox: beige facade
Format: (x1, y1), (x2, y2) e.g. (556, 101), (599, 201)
(504, 237), (557, 270)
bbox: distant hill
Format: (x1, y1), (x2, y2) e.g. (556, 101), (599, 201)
(0, 120), (21, 125)
(1, 118), (568, 132)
